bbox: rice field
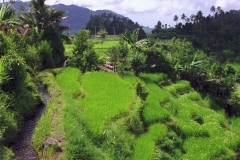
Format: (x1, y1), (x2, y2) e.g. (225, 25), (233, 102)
(64, 40), (120, 59)
(92, 40), (119, 58)
(80, 71), (135, 136)
(34, 67), (240, 159)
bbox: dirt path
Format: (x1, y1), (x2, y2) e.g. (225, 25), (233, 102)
(12, 84), (49, 160)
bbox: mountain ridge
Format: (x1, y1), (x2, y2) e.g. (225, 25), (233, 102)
(10, 1), (152, 34)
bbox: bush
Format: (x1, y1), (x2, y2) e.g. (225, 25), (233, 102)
(19, 45), (42, 72)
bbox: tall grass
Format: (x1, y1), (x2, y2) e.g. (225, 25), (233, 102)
(133, 123), (167, 160)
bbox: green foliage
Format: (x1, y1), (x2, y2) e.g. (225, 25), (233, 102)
(25, 45), (42, 71)
(121, 29), (139, 48)
(73, 29), (91, 56)
(0, 146), (14, 160)
(227, 88), (240, 116)
(19, 0), (67, 66)
(0, 104), (18, 145)
(86, 13), (141, 35)
(0, 31), (13, 56)
(142, 46), (173, 74)
(38, 40), (55, 69)
(71, 29), (98, 73)
(0, 51), (26, 91)
(97, 28), (108, 41)
(129, 49), (146, 76)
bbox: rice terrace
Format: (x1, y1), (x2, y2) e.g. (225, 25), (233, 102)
(1, 0), (240, 160)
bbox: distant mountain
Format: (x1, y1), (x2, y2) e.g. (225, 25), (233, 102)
(54, 4), (125, 34)
(11, 1), (151, 35)
(142, 26), (153, 35)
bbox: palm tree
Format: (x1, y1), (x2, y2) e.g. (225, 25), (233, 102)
(181, 13), (186, 23)
(216, 6), (222, 14)
(19, 0), (67, 34)
(210, 6), (216, 15)
(173, 15), (178, 25)
(185, 17), (190, 23)
(196, 11), (203, 23)
(190, 14), (195, 23)
(19, 0), (68, 66)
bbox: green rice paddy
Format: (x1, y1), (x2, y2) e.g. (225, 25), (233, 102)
(35, 67), (240, 159)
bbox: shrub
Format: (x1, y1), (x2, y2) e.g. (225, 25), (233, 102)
(19, 45), (42, 72)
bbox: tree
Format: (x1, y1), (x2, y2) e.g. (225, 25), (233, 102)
(152, 21), (162, 33)
(71, 29), (98, 73)
(181, 13), (186, 23)
(173, 15), (178, 26)
(190, 14), (195, 23)
(210, 6), (216, 15)
(97, 28), (108, 50)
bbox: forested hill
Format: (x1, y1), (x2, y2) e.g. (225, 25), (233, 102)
(55, 4), (124, 34)
(11, 1), (147, 35)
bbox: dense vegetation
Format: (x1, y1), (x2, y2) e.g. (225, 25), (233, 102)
(151, 7), (240, 63)
(1, 0), (240, 159)
(86, 12), (146, 39)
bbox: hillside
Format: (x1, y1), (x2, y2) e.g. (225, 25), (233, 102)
(34, 68), (240, 159)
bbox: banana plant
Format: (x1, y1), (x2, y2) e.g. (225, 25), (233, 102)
(0, 3), (20, 32)
(121, 28), (150, 49)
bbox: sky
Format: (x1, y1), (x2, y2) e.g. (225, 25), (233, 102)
(18, 0), (240, 28)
